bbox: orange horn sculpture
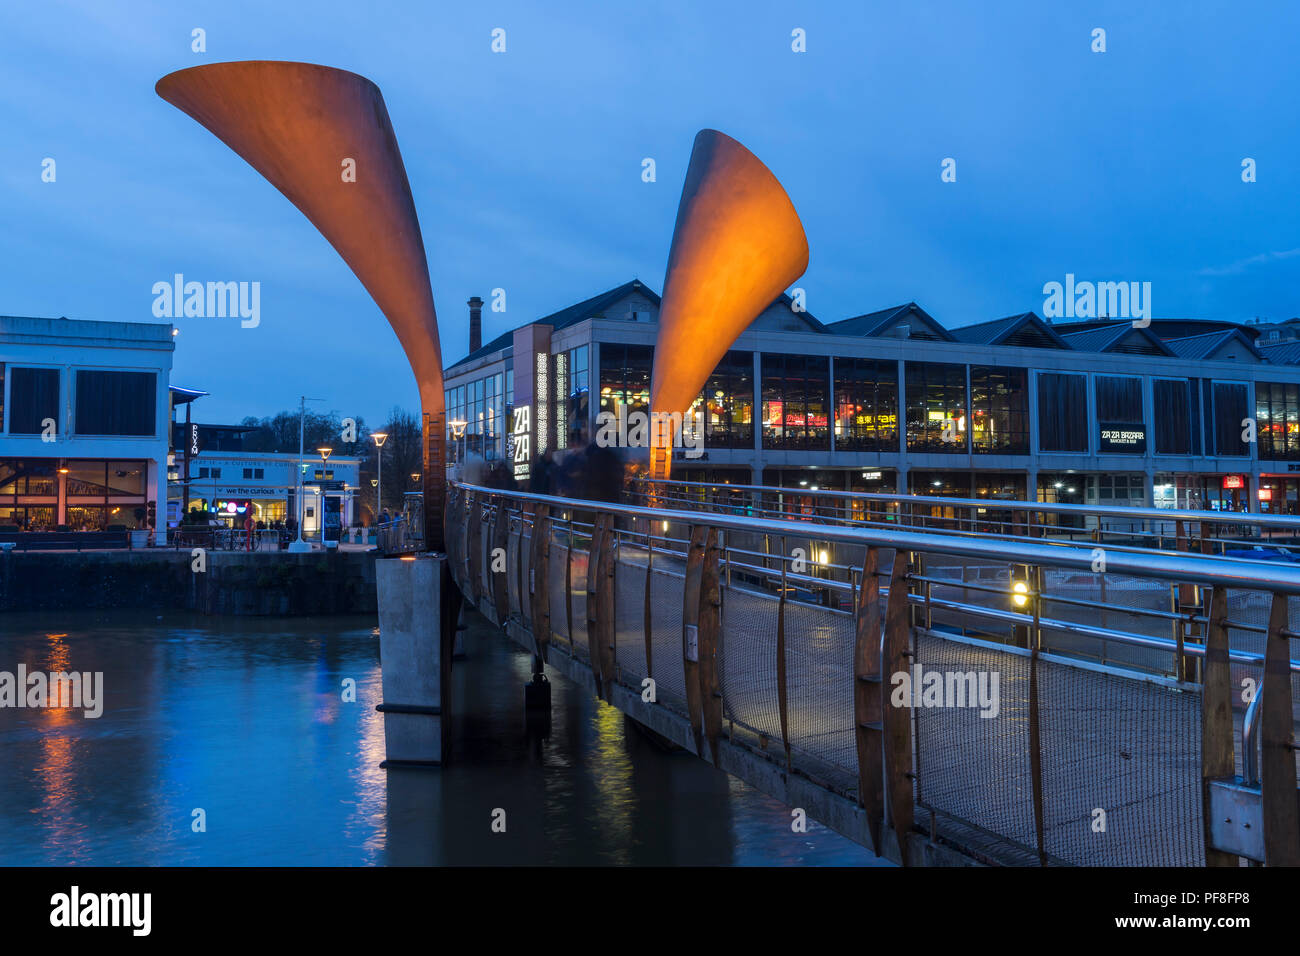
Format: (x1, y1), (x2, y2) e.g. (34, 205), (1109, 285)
(648, 129), (809, 479)
(156, 60), (447, 551)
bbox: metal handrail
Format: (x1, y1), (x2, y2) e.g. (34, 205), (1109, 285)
(454, 482), (1300, 595)
(633, 476), (1300, 532)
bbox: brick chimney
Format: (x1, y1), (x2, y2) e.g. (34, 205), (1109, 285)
(467, 296), (483, 353)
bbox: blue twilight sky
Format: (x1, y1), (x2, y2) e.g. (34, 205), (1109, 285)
(2, 0), (1298, 426)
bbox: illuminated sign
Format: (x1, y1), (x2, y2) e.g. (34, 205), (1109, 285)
(1223, 474), (1245, 489)
(1099, 423), (1146, 453)
(555, 351), (568, 451)
(1258, 488), (1273, 501)
(206, 498), (251, 515)
(187, 422), (202, 457)
(536, 352), (549, 457)
(512, 406), (532, 480)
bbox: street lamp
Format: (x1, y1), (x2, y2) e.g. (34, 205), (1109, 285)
(317, 446), (332, 546)
(370, 432), (388, 524)
(449, 419), (467, 467)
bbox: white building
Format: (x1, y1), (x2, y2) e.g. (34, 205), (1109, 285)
(0, 315), (173, 531)
(179, 449), (361, 535)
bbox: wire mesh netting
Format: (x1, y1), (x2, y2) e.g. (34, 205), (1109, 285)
(647, 563), (687, 714)
(1036, 656), (1203, 866)
(517, 519), (533, 626)
(614, 545), (650, 686)
(569, 533), (590, 658)
(781, 600), (857, 787)
(548, 530), (571, 649)
(507, 523), (522, 619)
(913, 631), (1038, 857)
(717, 585), (783, 745)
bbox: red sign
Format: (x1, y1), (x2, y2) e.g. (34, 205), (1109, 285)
(1258, 488), (1273, 501)
(1223, 475), (1245, 489)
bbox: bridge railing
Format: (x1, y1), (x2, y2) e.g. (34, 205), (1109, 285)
(630, 477), (1300, 557)
(447, 481), (1300, 866)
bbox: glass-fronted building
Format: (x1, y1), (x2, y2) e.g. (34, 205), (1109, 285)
(0, 316), (173, 531)
(444, 280), (1300, 514)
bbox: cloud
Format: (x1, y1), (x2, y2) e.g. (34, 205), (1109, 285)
(1197, 249), (1300, 277)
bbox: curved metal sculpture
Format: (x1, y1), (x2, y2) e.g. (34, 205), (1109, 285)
(156, 60), (446, 550)
(648, 129), (809, 479)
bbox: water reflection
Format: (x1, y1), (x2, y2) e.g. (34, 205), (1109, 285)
(0, 608), (884, 866)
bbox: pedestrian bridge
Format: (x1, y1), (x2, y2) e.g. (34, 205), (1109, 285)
(442, 480), (1300, 867)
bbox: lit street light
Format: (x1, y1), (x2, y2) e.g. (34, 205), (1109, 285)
(371, 432), (388, 524)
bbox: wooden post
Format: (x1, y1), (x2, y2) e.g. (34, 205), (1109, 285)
(1201, 586), (1238, 866)
(1261, 592), (1300, 865)
(598, 515), (618, 700)
(682, 525), (708, 754)
(466, 491), (483, 604)
(699, 527), (723, 764)
(882, 551), (914, 863)
(565, 516), (574, 645)
(854, 545), (884, 853)
(587, 513), (610, 698)
(491, 499), (509, 623)
(643, 532), (654, 681)
(777, 536), (791, 771)
(530, 504), (551, 662)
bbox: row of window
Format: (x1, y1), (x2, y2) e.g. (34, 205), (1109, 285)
(0, 365), (158, 437)
(445, 369), (513, 461)
(0, 459), (148, 499)
(589, 347), (1288, 458)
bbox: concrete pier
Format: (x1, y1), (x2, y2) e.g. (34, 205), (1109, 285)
(375, 553), (448, 766)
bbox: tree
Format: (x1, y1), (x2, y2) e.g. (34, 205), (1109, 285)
(374, 406), (423, 515)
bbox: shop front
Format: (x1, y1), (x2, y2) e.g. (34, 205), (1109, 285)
(1257, 476), (1300, 516)
(0, 457), (151, 531)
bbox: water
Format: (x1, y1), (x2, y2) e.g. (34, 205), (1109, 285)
(0, 608), (884, 866)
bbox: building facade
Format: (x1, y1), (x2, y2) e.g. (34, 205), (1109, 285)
(444, 280), (1300, 515)
(0, 315), (173, 530)
(178, 449), (361, 532)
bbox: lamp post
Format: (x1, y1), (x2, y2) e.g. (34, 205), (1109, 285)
(317, 445), (332, 546)
(370, 431), (388, 523)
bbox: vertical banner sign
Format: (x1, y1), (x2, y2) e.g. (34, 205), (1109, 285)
(512, 406), (531, 482)
(536, 351), (550, 459)
(187, 422), (203, 457)
(555, 351), (568, 452)
(511, 325), (554, 483)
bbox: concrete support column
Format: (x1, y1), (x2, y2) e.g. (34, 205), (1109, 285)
(376, 553), (448, 766)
